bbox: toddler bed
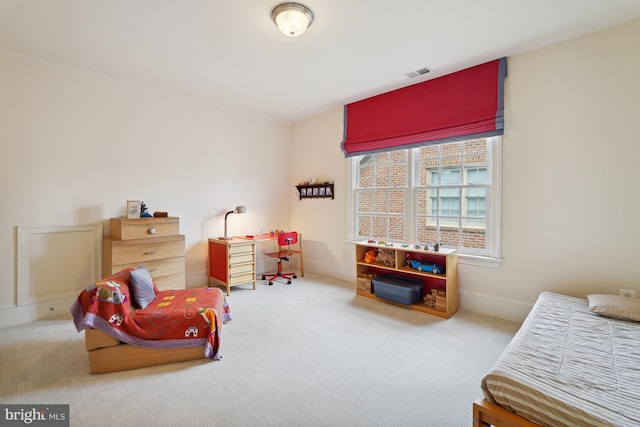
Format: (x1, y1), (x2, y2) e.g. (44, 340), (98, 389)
(474, 291), (640, 426)
(71, 267), (232, 374)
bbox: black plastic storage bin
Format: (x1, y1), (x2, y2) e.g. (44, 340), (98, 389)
(372, 274), (423, 305)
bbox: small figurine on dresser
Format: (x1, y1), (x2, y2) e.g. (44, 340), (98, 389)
(140, 201), (152, 217)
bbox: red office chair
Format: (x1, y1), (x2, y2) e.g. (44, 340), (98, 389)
(262, 231), (298, 285)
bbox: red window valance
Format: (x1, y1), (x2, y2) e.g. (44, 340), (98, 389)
(341, 57), (507, 157)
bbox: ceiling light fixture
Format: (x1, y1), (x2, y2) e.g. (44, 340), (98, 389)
(272, 3), (314, 37)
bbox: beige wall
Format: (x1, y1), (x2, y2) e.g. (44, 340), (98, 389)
(290, 108), (350, 275)
(0, 52), (292, 327)
(291, 19), (640, 322)
(2, 18), (639, 327)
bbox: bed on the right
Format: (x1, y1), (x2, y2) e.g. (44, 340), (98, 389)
(473, 291), (640, 427)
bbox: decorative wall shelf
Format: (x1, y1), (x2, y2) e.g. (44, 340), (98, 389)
(296, 183), (334, 200)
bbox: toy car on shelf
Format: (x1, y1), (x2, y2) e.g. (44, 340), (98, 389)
(406, 259), (445, 274)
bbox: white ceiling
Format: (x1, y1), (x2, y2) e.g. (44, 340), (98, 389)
(2, 0), (640, 123)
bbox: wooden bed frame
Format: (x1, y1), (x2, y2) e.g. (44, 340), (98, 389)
(84, 328), (205, 374)
(473, 398), (541, 427)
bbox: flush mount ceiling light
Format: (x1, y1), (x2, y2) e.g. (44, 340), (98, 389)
(272, 3), (314, 37)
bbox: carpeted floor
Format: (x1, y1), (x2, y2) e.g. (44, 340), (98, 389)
(0, 273), (520, 426)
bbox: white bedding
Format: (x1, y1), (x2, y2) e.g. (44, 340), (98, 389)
(481, 291), (640, 426)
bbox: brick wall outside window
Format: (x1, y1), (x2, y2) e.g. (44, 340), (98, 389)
(356, 151), (407, 240)
(355, 138), (490, 252)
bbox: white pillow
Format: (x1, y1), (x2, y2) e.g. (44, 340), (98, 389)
(587, 294), (640, 322)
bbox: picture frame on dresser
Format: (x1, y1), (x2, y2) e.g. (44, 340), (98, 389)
(127, 200), (141, 219)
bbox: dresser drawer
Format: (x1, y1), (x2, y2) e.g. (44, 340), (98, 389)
(153, 273), (186, 291)
(105, 236), (185, 265)
(111, 256), (185, 278)
(110, 217), (179, 240)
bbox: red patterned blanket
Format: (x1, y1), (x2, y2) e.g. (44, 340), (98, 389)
(70, 268), (232, 360)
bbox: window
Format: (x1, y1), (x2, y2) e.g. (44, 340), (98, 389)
(350, 137), (501, 259)
(354, 150), (408, 241)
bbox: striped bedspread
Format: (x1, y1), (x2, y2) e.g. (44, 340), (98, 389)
(481, 291), (640, 426)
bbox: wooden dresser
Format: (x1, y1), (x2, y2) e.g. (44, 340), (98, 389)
(103, 217), (185, 290)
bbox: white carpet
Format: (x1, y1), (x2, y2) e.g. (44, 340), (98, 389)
(0, 274), (520, 426)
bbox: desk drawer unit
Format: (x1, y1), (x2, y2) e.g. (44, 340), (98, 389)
(208, 238), (256, 295)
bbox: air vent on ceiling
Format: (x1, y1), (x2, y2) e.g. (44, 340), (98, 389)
(406, 67), (432, 78)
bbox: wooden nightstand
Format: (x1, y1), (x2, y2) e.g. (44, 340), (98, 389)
(208, 237), (256, 295)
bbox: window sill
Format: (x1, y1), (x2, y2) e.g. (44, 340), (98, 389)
(346, 240), (502, 269)
(458, 254), (502, 269)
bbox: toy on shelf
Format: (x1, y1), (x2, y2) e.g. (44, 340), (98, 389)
(424, 288), (447, 312)
(364, 249), (378, 264)
(376, 248), (395, 267)
(406, 259), (445, 274)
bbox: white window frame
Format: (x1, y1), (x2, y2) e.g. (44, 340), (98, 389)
(347, 137), (502, 268)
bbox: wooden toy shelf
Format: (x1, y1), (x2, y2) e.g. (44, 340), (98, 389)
(355, 241), (458, 319)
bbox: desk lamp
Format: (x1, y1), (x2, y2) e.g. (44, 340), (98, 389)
(219, 205), (246, 240)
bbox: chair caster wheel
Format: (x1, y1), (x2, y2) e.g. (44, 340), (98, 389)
(261, 276), (266, 280)
(293, 274), (297, 279)
(287, 280), (292, 284)
(268, 282), (273, 286)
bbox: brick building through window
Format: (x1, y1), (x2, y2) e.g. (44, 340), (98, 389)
(352, 137), (499, 257)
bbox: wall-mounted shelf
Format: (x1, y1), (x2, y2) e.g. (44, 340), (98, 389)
(296, 183), (334, 200)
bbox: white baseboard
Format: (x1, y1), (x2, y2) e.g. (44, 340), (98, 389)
(301, 259), (353, 283)
(0, 297), (76, 329)
(458, 289), (532, 323)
